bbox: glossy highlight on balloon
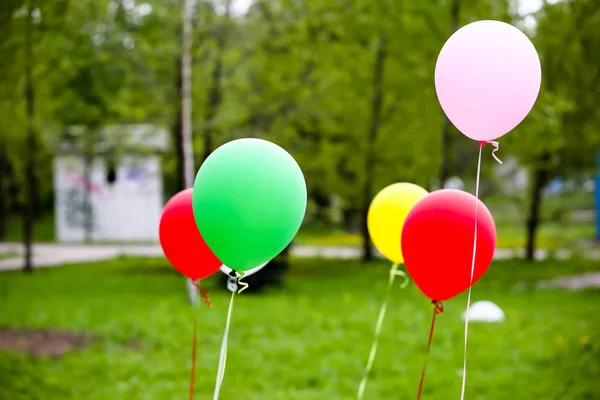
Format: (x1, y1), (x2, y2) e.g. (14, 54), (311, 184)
(401, 189), (497, 301)
(159, 188), (222, 280)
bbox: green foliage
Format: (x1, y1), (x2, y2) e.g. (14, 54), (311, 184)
(1, 256), (600, 399)
(509, 0), (600, 177)
(0, 0), (179, 212)
(0, 0), (597, 245)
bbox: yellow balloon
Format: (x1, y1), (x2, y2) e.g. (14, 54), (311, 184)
(367, 182), (428, 264)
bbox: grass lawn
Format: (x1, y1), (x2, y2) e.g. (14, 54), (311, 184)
(295, 223), (596, 250)
(0, 251), (19, 260)
(1, 257), (600, 399)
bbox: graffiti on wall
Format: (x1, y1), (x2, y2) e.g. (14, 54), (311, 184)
(59, 163), (102, 232)
(63, 187), (96, 231)
(55, 154), (163, 242)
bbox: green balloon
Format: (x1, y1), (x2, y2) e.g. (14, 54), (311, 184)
(192, 138), (307, 271)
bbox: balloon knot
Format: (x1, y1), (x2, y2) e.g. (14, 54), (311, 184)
(478, 141), (486, 147)
(432, 300), (444, 315)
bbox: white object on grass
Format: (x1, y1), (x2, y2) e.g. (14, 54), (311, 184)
(462, 300), (505, 322)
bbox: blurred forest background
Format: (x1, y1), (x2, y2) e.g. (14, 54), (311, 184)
(0, 0), (599, 263)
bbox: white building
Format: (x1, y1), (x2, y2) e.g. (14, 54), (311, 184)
(54, 124), (167, 243)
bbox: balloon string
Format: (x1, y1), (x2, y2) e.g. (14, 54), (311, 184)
(460, 142), (484, 400)
(213, 272), (247, 400)
(357, 263), (410, 400)
(213, 291), (236, 400)
(416, 301), (444, 400)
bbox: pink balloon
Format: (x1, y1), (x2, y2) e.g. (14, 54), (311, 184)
(435, 20), (541, 142)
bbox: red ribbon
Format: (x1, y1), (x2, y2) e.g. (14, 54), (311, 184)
(193, 282), (213, 308)
(417, 301), (444, 400)
(189, 311), (198, 400)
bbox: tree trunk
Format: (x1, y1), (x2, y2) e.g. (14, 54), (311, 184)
(173, 55), (185, 192)
(438, 0), (460, 189)
(202, 53), (223, 162)
(361, 34), (387, 262)
(7, 159), (18, 216)
(312, 189), (330, 227)
(201, 1), (230, 163)
(23, 0), (37, 273)
(181, 0), (195, 189)
(181, 0), (197, 305)
(525, 152), (550, 261)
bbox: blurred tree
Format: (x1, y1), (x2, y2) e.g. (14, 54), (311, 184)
(180, 0), (195, 188)
(193, 0), (514, 261)
(220, 0), (445, 260)
(511, 0), (600, 260)
(361, 34), (386, 261)
(439, 0), (460, 189)
(0, 3), (18, 241)
(23, 0), (38, 271)
(199, 0), (231, 163)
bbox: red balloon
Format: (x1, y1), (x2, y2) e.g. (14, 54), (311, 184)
(159, 189), (222, 280)
(401, 189), (496, 301)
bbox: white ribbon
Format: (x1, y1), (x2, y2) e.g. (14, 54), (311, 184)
(213, 272), (247, 400)
(460, 143), (484, 400)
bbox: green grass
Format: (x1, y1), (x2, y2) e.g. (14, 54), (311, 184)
(495, 223), (596, 249)
(296, 223), (596, 250)
(0, 251), (19, 260)
(295, 229), (363, 246)
(0, 257), (599, 399)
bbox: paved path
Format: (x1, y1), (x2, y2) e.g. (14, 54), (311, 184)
(0, 242), (598, 272)
(537, 272), (600, 291)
